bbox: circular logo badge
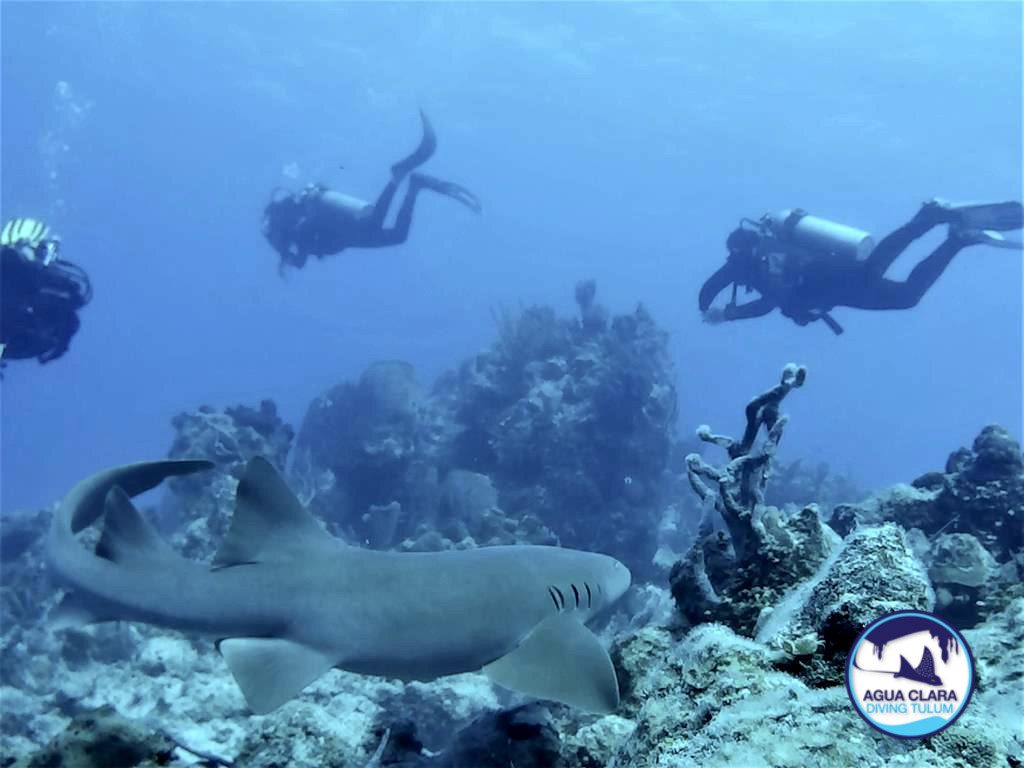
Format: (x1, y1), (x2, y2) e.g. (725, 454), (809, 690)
(846, 610), (974, 739)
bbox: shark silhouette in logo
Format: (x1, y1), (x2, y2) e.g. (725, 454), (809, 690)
(46, 458), (632, 713)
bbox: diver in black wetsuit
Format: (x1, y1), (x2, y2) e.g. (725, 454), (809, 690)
(699, 200), (1024, 334)
(1, 217), (92, 365)
(262, 111), (481, 271)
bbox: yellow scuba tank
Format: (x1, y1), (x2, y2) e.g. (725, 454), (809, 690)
(763, 209), (875, 261)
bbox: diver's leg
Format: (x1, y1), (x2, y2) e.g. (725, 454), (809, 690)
(372, 178), (425, 246)
(361, 110), (437, 235)
(390, 110), (437, 180)
(366, 179), (401, 231)
(846, 237), (967, 310)
(366, 171), (481, 248)
(862, 201), (949, 277)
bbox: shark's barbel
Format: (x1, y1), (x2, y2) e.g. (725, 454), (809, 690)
(46, 457), (631, 714)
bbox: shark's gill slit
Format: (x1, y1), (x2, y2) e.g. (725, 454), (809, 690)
(547, 587), (561, 611)
(585, 582), (593, 607)
(552, 586), (566, 610)
(571, 583), (580, 608)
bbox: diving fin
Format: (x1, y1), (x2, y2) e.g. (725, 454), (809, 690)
(391, 110), (437, 180)
(958, 229), (1023, 250)
(935, 199), (1024, 231)
(411, 173), (482, 213)
(482, 613), (619, 713)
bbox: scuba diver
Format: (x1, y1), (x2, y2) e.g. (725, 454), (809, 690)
(699, 200), (1024, 335)
(1, 217), (92, 365)
(262, 110), (481, 271)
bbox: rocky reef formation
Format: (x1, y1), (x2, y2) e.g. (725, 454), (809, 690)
(164, 399), (294, 560)
(3, 289), (1022, 766)
(8, 706), (177, 768)
(610, 607), (1023, 767)
(291, 360), (442, 548)
(0, 285), (676, 765)
(830, 424), (1024, 629)
(292, 281), (678, 570)
(766, 458), (863, 511)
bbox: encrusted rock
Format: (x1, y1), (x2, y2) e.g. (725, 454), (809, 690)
(756, 523), (933, 686)
(10, 706), (176, 768)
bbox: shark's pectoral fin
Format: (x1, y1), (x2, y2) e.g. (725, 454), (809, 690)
(213, 457), (335, 570)
(482, 613), (620, 713)
(218, 637), (336, 714)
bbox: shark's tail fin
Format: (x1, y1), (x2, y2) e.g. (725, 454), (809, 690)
(49, 480), (205, 629)
(55, 459), (214, 538)
(47, 459), (213, 595)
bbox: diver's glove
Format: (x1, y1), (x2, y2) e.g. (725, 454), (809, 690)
(702, 307), (727, 325)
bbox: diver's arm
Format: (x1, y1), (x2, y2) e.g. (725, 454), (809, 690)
(724, 297), (775, 320)
(698, 262), (739, 312)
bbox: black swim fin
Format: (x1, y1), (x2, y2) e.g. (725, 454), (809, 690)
(391, 110), (437, 179)
(957, 229), (1023, 250)
(412, 173), (482, 213)
(938, 200), (1024, 231)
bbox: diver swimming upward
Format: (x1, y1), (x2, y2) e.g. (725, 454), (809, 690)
(262, 111), (481, 271)
(699, 199), (1024, 334)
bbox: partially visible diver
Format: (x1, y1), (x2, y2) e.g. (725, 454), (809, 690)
(699, 200), (1024, 334)
(1, 217), (92, 365)
(262, 110), (481, 271)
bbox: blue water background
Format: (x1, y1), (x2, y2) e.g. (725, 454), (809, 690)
(2, 3), (1021, 513)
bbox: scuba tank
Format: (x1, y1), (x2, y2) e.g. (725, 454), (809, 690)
(761, 208), (875, 261)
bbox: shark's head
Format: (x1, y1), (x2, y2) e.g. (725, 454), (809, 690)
(568, 551), (631, 620)
(602, 555), (632, 605)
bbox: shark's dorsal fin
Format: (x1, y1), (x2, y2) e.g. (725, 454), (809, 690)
(482, 613), (620, 713)
(96, 486), (178, 565)
(213, 457), (333, 569)
(219, 637), (336, 714)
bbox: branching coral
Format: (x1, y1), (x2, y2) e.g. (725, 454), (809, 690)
(685, 363), (806, 562)
(671, 364), (836, 635)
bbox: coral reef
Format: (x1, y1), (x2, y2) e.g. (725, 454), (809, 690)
(292, 283), (678, 569)
(3, 289), (1022, 767)
(436, 287), (677, 565)
(292, 361), (444, 547)
(9, 706), (177, 768)
(755, 523), (934, 687)
(610, 614), (1022, 767)
(766, 458), (863, 512)
(165, 399), (294, 560)
(830, 424), (1024, 628)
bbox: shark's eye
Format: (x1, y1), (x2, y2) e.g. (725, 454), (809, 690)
(571, 584), (580, 608)
(584, 582), (592, 608)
